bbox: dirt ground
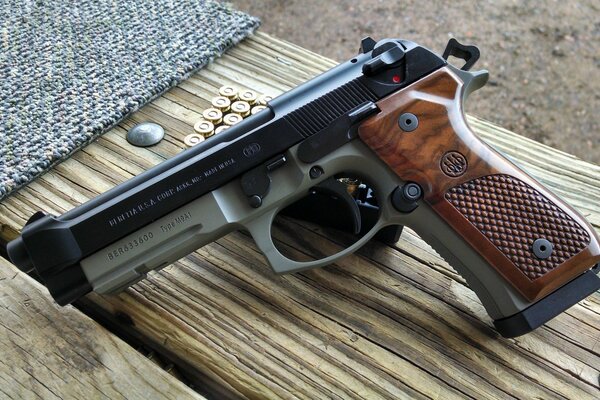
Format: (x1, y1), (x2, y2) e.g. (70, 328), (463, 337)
(229, 0), (600, 164)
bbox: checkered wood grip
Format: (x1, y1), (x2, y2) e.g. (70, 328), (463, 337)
(445, 174), (590, 280)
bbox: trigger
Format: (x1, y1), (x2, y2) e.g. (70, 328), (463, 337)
(312, 178), (361, 234)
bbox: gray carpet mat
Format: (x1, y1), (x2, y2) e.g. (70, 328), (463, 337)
(0, 0), (259, 200)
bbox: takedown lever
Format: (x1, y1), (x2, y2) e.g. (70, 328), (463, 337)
(240, 154), (287, 208)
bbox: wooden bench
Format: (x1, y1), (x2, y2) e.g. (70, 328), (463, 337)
(0, 257), (203, 399)
(1, 32), (599, 399)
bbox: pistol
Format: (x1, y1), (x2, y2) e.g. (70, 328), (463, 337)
(7, 37), (600, 338)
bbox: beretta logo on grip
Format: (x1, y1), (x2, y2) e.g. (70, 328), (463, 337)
(441, 150), (468, 177)
(243, 143), (261, 158)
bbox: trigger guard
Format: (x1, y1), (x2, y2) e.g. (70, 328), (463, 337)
(244, 208), (387, 274)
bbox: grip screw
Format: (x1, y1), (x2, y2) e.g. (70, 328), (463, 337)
(532, 238), (553, 259)
(398, 113), (418, 132)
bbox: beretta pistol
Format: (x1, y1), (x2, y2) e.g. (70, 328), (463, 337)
(7, 37), (600, 337)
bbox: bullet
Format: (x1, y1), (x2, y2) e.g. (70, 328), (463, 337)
(215, 125), (231, 134)
(251, 105), (267, 115)
(219, 85), (238, 101)
(230, 101), (250, 117)
(193, 120), (215, 137)
(223, 113), (243, 126)
(258, 94), (273, 106)
(202, 108), (223, 125)
(211, 96), (231, 112)
(239, 89), (258, 105)
(184, 133), (205, 147)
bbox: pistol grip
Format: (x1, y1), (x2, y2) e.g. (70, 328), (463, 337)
(358, 66), (600, 303)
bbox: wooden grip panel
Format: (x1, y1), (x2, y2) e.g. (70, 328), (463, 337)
(358, 67), (600, 301)
(446, 174), (590, 279)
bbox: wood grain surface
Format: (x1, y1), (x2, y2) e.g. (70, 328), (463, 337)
(0, 32), (599, 399)
(0, 257), (204, 400)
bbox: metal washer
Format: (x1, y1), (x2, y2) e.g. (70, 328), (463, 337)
(126, 122), (164, 147)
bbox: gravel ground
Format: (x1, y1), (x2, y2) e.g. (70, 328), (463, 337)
(229, 0), (599, 164)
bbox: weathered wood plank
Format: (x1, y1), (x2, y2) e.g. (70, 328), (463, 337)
(0, 257), (204, 400)
(0, 32), (599, 399)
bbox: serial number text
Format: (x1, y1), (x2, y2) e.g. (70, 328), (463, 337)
(107, 232), (154, 261)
